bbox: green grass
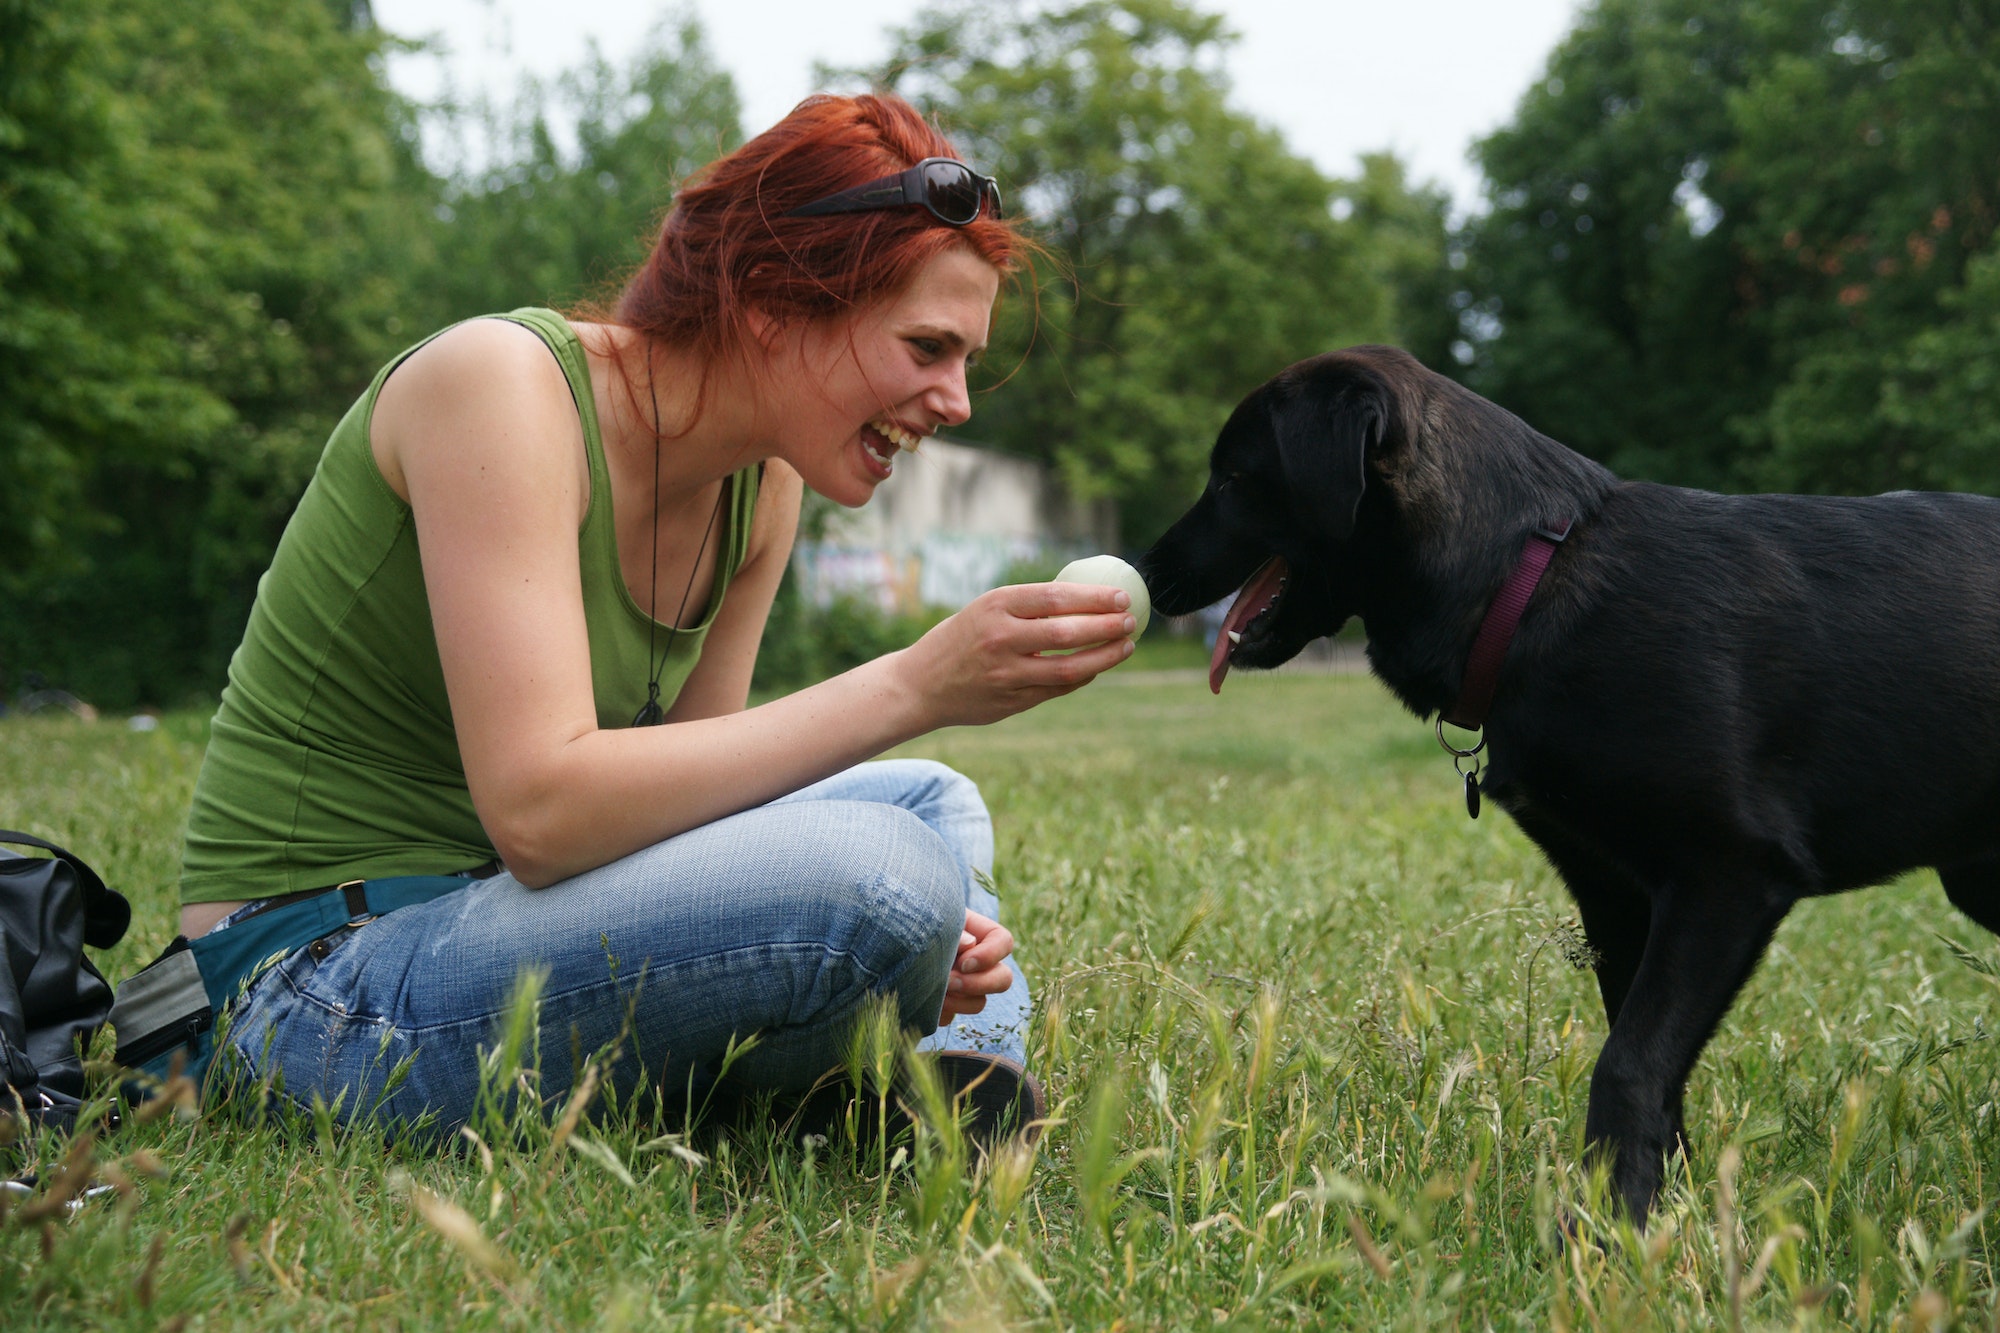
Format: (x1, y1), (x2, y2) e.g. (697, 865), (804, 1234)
(6, 672), (2000, 1329)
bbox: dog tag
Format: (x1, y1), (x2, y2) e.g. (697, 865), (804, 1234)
(1465, 771), (1482, 819)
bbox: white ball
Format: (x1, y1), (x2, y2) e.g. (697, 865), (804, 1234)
(1054, 554), (1151, 638)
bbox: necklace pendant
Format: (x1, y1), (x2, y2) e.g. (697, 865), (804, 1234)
(1465, 770), (1482, 820)
(632, 687), (664, 728)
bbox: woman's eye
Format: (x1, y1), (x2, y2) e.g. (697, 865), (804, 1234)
(911, 338), (943, 358)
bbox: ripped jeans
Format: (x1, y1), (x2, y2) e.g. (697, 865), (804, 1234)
(216, 759), (1029, 1131)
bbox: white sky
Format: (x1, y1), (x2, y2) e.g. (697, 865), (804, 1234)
(372, 0), (1586, 213)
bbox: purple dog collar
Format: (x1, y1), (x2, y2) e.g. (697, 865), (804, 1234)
(1444, 519), (1573, 731)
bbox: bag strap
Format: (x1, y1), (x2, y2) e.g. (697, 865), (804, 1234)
(0, 829), (72, 860)
(0, 829), (133, 950)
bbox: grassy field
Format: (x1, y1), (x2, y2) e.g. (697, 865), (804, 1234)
(6, 668), (2000, 1329)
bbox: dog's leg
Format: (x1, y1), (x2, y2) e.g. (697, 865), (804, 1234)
(1568, 882), (1648, 1026)
(1513, 810), (1649, 1023)
(1940, 853), (2000, 936)
(1569, 883), (1677, 1161)
(1585, 884), (1793, 1223)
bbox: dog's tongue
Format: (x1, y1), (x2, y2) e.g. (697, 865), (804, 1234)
(1206, 628), (1235, 695)
(1208, 557), (1289, 695)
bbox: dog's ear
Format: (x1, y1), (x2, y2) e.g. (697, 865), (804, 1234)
(1270, 374), (1383, 545)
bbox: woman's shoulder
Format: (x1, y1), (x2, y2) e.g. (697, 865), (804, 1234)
(753, 457), (804, 526)
(371, 317), (585, 501)
(399, 315), (570, 389)
(757, 456), (804, 503)
(378, 317), (578, 431)
(739, 458), (804, 568)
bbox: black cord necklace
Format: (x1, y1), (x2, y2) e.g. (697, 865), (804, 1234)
(632, 355), (727, 728)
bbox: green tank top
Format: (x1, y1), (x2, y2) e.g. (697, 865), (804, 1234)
(178, 309), (759, 903)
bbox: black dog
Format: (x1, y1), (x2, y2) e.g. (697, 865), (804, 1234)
(1137, 345), (2000, 1223)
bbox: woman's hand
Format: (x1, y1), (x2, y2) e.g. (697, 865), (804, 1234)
(892, 582), (1136, 731)
(940, 909), (1015, 1020)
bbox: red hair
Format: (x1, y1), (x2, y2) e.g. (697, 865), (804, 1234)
(599, 93), (1028, 418)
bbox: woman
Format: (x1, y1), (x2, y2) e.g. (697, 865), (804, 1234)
(165, 94), (1135, 1139)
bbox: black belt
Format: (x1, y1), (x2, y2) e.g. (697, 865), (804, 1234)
(236, 858), (503, 923)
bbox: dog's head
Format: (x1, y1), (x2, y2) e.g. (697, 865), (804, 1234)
(1137, 348), (1420, 692)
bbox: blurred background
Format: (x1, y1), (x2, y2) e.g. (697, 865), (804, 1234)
(6, 0), (1998, 711)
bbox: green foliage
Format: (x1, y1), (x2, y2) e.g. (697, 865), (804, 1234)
(1883, 244), (2000, 488)
(409, 20), (742, 325)
(748, 489), (948, 693)
(1462, 0), (2000, 496)
(751, 578), (947, 694)
(1733, 0), (2000, 495)
(857, 0), (1454, 539)
(36, 0), (2000, 714)
(12, 676), (2000, 1325)
(0, 9), (741, 710)
(1, 0), (427, 707)
(6, 0), (1448, 707)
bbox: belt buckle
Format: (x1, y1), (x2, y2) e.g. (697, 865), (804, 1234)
(337, 879), (375, 926)
(307, 881), (374, 963)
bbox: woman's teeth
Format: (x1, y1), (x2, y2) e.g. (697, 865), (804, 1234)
(870, 418), (923, 452)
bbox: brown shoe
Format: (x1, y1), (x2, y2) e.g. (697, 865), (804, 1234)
(780, 1051), (1046, 1152)
(930, 1051), (1047, 1150)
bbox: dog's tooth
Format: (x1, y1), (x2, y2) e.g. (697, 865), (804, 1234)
(1227, 630), (1242, 645)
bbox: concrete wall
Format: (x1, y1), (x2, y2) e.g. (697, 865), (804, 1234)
(794, 437), (1119, 612)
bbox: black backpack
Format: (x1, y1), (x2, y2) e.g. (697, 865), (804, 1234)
(1, 831), (131, 1127)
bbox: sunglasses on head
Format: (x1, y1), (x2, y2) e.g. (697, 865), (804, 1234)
(785, 157), (1003, 226)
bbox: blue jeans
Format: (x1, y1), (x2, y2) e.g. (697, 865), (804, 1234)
(217, 759), (1030, 1131)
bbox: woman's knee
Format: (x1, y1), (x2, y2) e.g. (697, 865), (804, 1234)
(822, 804), (963, 1024)
(888, 759), (994, 879)
(900, 758), (989, 821)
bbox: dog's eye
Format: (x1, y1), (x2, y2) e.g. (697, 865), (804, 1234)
(1215, 472), (1241, 495)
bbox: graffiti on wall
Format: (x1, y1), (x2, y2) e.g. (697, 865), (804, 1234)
(792, 534), (1093, 613)
(789, 437), (1114, 614)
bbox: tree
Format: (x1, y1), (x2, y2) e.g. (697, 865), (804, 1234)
(0, 1), (226, 607)
(1460, 0), (2000, 497)
(1730, 0), (2000, 494)
(412, 20), (742, 326)
(2, 6), (743, 709)
(2, 0), (431, 706)
(856, 0), (1453, 540)
(1459, 0), (1780, 488)
(1881, 241), (2000, 491)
